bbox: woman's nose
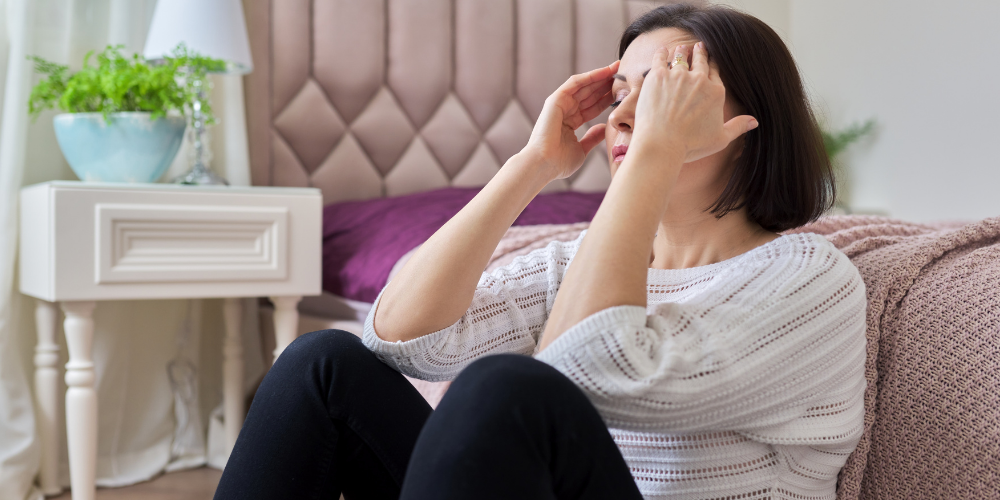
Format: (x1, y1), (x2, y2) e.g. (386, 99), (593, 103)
(608, 95), (635, 132)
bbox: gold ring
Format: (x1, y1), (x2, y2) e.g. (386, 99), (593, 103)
(672, 53), (688, 69)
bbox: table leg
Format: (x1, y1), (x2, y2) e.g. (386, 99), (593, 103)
(222, 298), (244, 457)
(270, 296), (302, 363)
(62, 301), (97, 500)
(34, 299), (61, 495)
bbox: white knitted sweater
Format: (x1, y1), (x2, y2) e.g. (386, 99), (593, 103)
(363, 232), (867, 500)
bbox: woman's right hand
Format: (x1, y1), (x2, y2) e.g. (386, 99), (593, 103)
(522, 61), (619, 179)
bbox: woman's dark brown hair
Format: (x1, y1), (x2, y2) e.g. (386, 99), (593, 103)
(619, 4), (833, 232)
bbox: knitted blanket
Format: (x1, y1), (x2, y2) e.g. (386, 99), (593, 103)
(485, 222), (590, 272)
(787, 215), (1000, 500)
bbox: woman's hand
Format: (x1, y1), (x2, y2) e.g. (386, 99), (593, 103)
(630, 43), (758, 165)
(523, 61), (619, 179)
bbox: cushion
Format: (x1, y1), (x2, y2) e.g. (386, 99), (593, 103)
(322, 188), (603, 302)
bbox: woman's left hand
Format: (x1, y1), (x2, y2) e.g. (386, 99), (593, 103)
(629, 42), (758, 166)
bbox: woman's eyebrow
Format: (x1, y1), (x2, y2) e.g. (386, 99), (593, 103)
(612, 69), (650, 83)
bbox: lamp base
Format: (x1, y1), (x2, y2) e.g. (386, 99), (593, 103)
(172, 164), (229, 186)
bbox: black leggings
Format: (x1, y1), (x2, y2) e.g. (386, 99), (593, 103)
(214, 330), (642, 500)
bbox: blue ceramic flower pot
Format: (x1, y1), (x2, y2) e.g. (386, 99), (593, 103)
(53, 112), (186, 183)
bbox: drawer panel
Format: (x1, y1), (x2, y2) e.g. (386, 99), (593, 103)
(20, 181), (321, 301)
(96, 204), (288, 283)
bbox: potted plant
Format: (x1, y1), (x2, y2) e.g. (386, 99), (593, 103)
(821, 119), (876, 211)
(28, 45), (225, 183)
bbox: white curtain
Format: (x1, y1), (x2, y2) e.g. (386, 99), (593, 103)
(0, 1), (263, 498)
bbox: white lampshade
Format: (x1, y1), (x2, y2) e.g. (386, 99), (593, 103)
(143, 0), (253, 74)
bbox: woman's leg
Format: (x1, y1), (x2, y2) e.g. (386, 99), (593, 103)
(214, 330), (432, 500)
(400, 354), (643, 500)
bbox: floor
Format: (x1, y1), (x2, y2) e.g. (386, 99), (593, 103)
(50, 467), (221, 500)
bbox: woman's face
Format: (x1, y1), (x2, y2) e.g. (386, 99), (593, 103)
(606, 28), (744, 206)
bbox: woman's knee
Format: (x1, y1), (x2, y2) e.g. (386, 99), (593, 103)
(274, 329), (368, 371)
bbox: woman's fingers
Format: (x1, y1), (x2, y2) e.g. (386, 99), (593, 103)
(722, 114), (760, 143)
(579, 123), (607, 154)
(562, 86), (611, 129)
(559, 62), (618, 127)
(547, 61), (618, 122)
(556, 60), (619, 96)
(577, 79), (613, 109)
(691, 42), (709, 74)
(575, 77), (610, 101)
(652, 47), (672, 74)
(576, 91), (616, 126)
(672, 44), (689, 70)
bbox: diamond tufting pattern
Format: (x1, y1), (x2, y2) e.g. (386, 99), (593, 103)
(245, 0), (679, 204)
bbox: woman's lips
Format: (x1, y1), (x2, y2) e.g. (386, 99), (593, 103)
(611, 144), (628, 163)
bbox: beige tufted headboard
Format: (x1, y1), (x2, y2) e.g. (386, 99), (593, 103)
(243, 0), (677, 204)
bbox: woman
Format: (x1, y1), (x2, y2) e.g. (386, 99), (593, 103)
(216, 4), (866, 500)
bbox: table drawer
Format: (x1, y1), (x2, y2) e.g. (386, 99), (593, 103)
(20, 182), (322, 301)
(96, 203), (289, 284)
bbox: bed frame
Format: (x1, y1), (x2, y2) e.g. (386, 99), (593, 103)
(243, 0), (684, 203)
(242, 0), (678, 340)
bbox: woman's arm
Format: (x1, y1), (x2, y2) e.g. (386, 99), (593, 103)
(374, 61), (619, 343)
(364, 234), (584, 381)
(539, 43), (758, 349)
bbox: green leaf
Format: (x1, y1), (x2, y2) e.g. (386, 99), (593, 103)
(27, 43), (227, 125)
(822, 119), (876, 160)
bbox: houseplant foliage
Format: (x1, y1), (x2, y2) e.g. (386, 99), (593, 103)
(27, 44), (226, 183)
(822, 119), (875, 161)
(821, 119), (876, 211)
(28, 44), (225, 123)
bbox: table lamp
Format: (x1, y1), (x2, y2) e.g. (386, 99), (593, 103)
(143, 0), (253, 185)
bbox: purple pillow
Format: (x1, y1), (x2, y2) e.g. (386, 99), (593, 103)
(322, 188), (604, 302)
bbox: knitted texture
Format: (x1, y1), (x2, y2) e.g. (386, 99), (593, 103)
(393, 223), (590, 408)
(787, 216), (1000, 500)
(365, 232), (868, 499)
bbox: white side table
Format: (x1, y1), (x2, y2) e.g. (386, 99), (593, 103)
(18, 181), (322, 500)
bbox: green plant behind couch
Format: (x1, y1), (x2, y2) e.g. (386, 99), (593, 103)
(27, 44), (225, 123)
(822, 119), (876, 161)
(820, 119), (876, 210)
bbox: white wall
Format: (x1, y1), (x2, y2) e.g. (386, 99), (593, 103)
(718, 0), (1000, 221)
(718, 0), (791, 40)
(788, 0), (1000, 221)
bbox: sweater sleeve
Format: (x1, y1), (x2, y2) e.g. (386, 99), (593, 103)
(536, 240), (868, 441)
(362, 233), (583, 381)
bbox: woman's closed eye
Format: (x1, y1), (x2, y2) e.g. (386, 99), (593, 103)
(610, 90), (628, 108)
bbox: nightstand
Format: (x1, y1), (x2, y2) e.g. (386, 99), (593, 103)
(19, 181), (322, 500)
